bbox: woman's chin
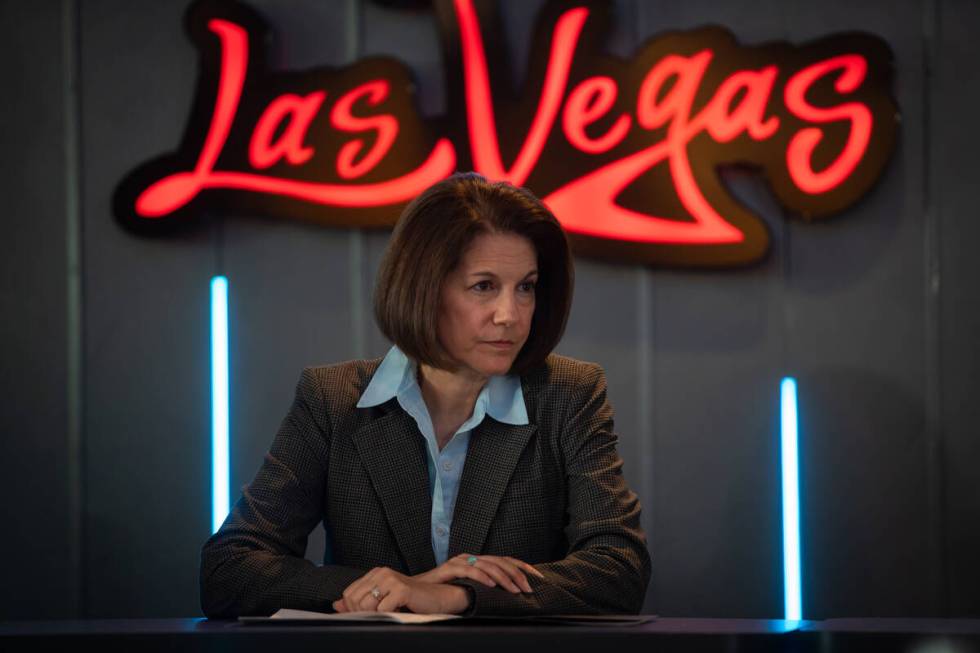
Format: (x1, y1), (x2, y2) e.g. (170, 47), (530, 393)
(481, 357), (517, 376)
(460, 355), (514, 378)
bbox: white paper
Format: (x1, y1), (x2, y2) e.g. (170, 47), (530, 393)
(239, 608), (462, 624)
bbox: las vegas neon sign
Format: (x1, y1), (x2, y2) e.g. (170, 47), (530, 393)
(114, 0), (898, 267)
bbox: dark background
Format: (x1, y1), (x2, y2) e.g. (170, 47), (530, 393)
(1, 0), (977, 620)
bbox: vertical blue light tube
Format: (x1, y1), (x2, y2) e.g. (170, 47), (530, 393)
(211, 276), (230, 534)
(780, 377), (802, 621)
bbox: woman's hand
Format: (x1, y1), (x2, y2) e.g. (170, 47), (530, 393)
(415, 553), (545, 594)
(333, 567), (470, 614)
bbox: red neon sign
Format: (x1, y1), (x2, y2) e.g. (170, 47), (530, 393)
(115, 0), (898, 267)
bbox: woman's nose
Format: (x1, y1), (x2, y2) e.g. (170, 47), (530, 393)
(492, 291), (518, 325)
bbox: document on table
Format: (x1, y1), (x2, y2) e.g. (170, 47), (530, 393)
(239, 608), (654, 626)
(240, 608), (461, 624)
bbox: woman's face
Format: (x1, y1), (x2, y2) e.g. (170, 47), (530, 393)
(437, 231), (538, 380)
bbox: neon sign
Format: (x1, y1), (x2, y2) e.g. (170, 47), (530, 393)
(114, 0), (898, 267)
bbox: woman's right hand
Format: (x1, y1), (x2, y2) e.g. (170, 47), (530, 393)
(415, 554), (545, 594)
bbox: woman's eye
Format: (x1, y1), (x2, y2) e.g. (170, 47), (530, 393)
(472, 281), (493, 292)
(519, 281), (536, 293)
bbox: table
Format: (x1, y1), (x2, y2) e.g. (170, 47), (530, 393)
(1, 617), (978, 652)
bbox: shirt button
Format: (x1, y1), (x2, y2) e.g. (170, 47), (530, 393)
(442, 460), (453, 471)
(436, 526), (446, 537)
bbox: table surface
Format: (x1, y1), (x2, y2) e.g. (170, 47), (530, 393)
(2, 617), (979, 634)
(2, 616), (978, 653)
(0, 616), (810, 634)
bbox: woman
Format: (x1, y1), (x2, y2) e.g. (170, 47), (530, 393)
(200, 172), (651, 617)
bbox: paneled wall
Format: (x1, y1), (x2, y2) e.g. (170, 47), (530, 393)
(2, 0), (977, 619)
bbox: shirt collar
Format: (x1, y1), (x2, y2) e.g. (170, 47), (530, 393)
(356, 345), (529, 425)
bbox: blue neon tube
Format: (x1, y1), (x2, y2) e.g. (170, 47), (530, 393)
(780, 377), (802, 621)
(211, 276), (229, 534)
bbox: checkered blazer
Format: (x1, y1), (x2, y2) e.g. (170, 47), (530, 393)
(200, 353), (651, 618)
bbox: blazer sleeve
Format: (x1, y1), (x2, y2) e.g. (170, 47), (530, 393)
(199, 367), (367, 618)
(451, 363), (651, 615)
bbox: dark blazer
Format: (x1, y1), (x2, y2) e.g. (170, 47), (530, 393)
(200, 353), (651, 617)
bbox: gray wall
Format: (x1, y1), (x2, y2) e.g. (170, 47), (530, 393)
(2, 0), (977, 619)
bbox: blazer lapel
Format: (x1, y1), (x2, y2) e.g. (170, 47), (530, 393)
(351, 404), (437, 575)
(448, 418), (538, 558)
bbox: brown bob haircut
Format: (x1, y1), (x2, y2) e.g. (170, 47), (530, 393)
(374, 172), (574, 376)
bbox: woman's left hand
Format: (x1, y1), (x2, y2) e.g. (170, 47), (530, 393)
(416, 553), (542, 593)
(333, 567), (470, 614)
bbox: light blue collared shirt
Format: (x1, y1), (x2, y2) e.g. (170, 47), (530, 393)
(356, 345), (529, 565)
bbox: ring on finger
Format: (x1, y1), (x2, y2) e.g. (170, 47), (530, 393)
(466, 555), (478, 566)
(370, 586), (382, 600)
